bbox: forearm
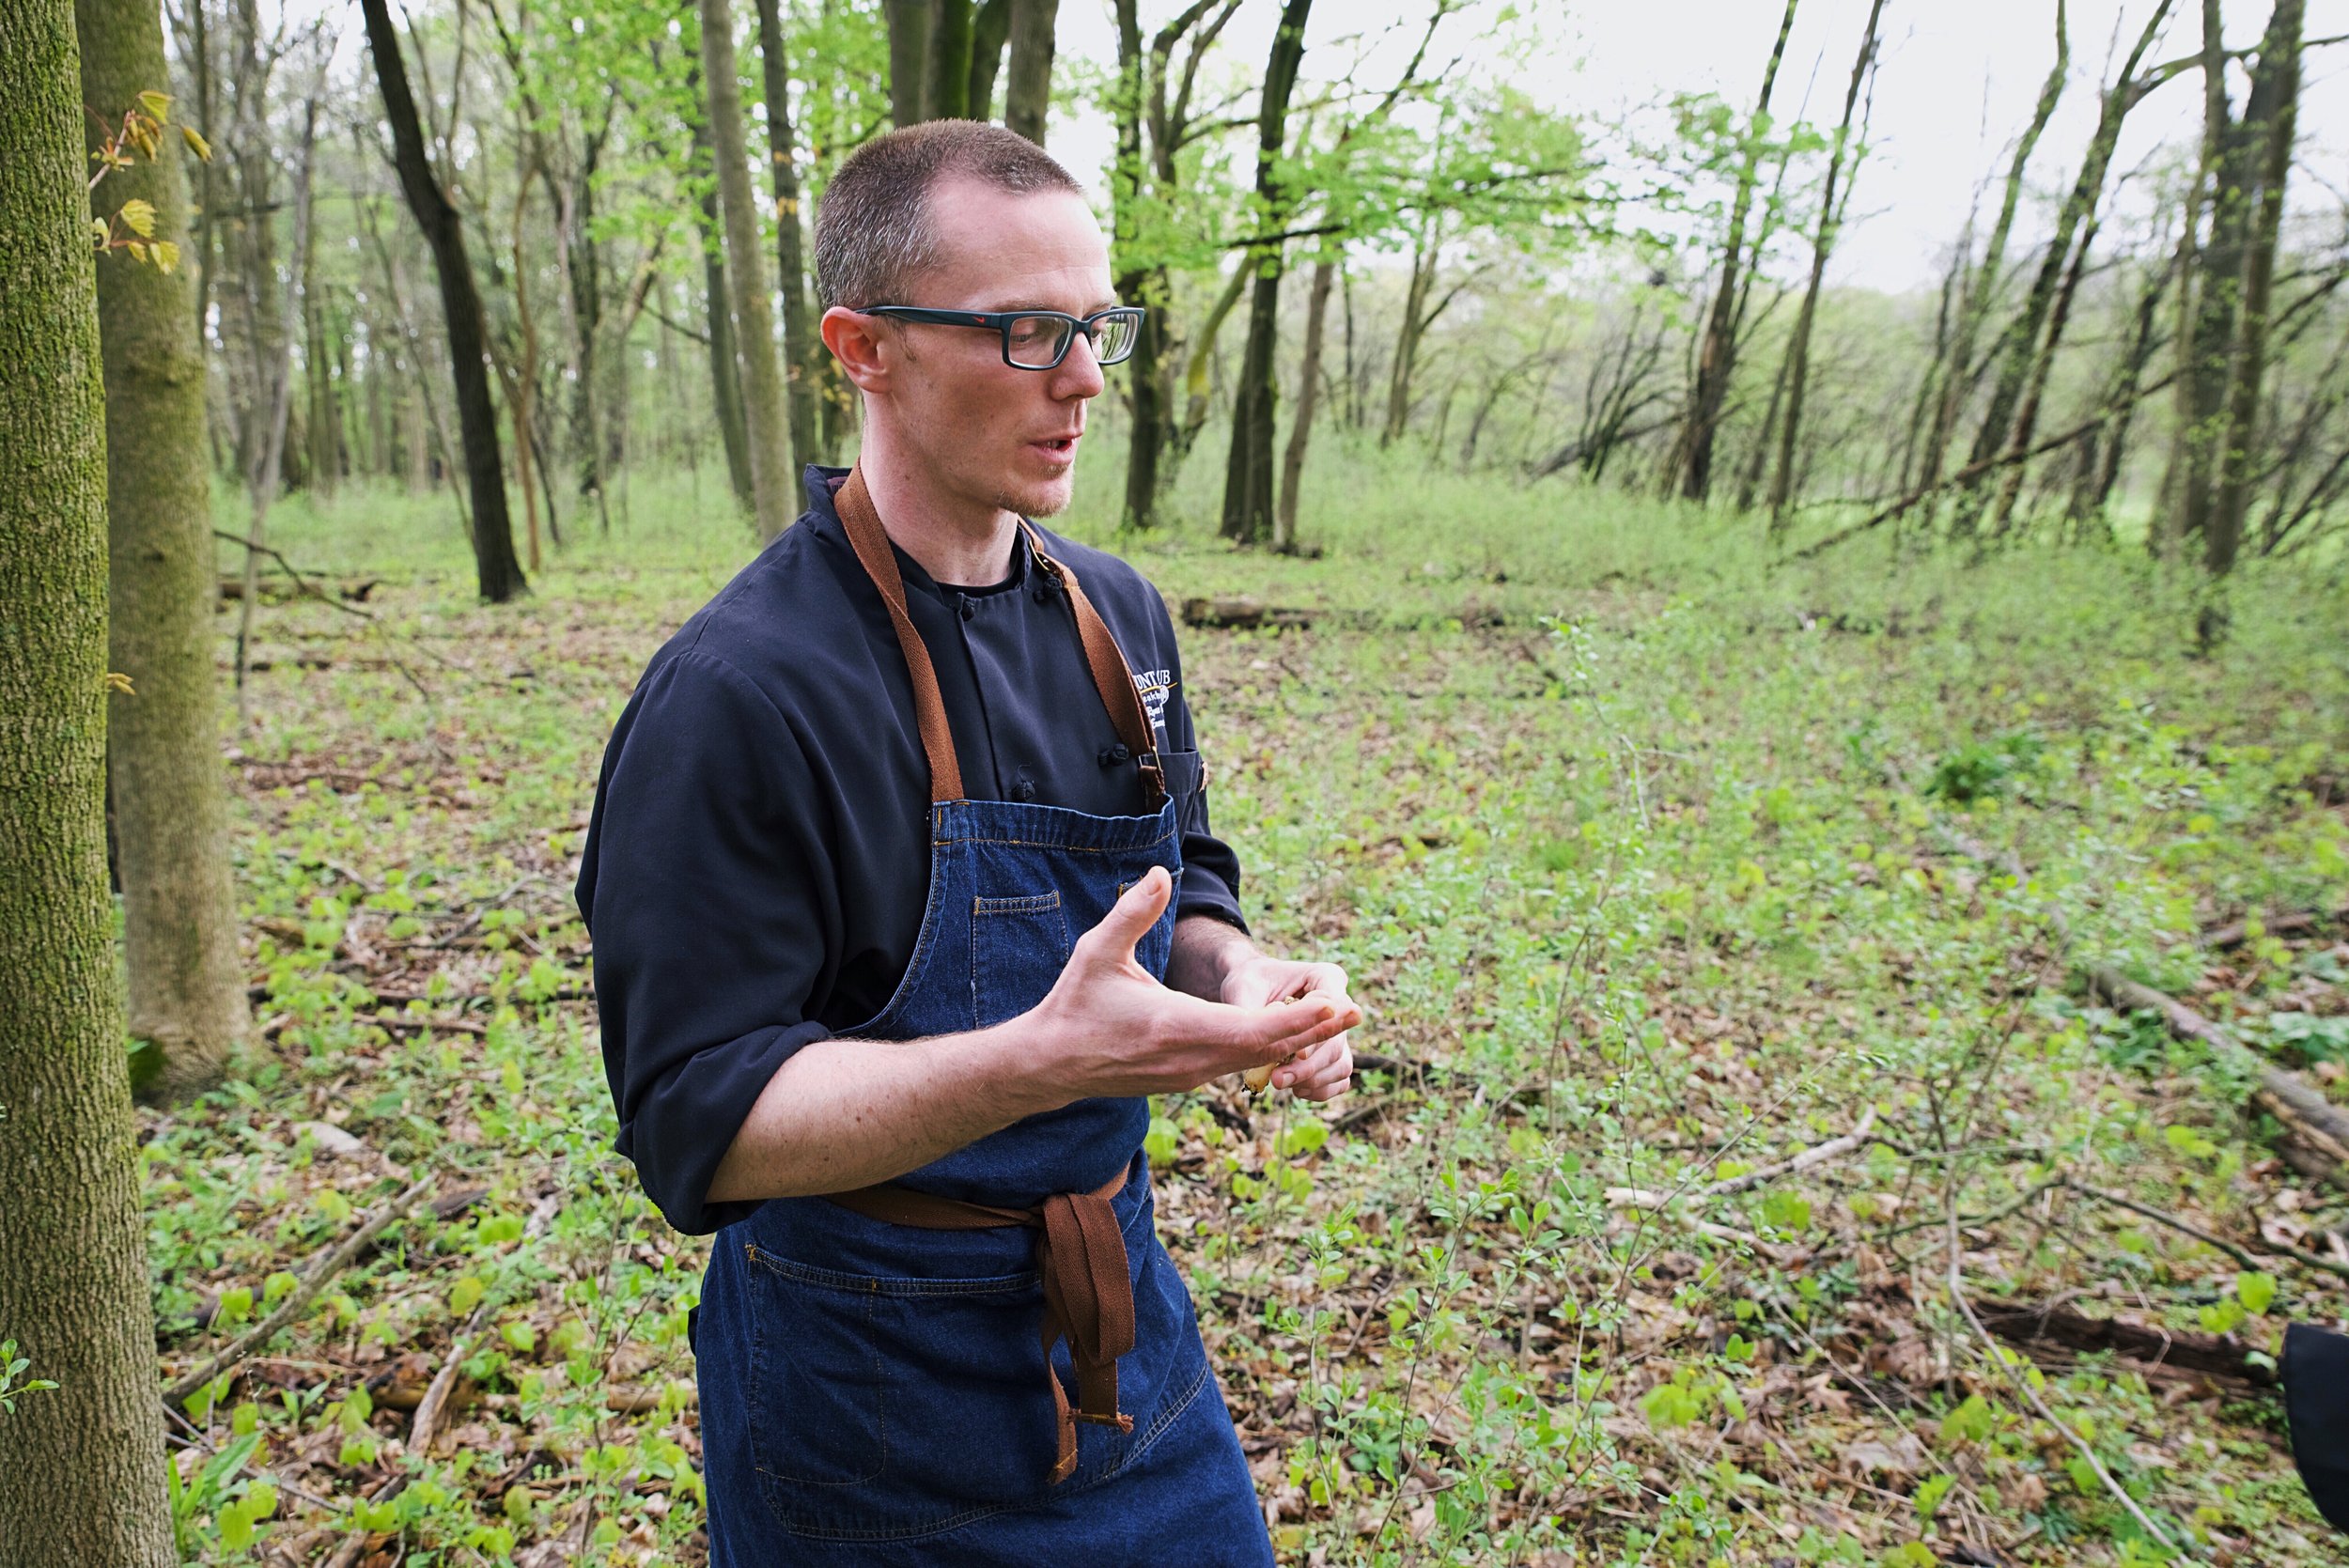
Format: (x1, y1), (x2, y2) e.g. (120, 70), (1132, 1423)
(1165, 912), (1257, 1001)
(706, 1021), (1066, 1203)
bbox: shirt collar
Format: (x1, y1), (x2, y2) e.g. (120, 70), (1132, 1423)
(802, 463), (1034, 601)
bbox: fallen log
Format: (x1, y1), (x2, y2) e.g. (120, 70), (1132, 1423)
(2085, 965), (2349, 1175)
(1973, 1296), (2276, 1388)
(2200, 904), (2345, 949)
(1180, 595), (1314, 631)
(163, 1170), (443, 1407)
(1905, 778), (2349, 1182)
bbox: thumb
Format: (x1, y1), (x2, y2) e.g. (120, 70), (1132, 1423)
(1080, 865), (1172, 961)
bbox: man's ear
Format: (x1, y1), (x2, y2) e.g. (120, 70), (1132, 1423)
(821, 306), (891, 394)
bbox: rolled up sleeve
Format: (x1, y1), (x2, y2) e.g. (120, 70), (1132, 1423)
(577, 650), (835, 1234)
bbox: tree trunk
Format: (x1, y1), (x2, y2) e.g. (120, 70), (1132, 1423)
(1984, 216), (2098, 540)
(77, 0), (251, 1097)
(1661, 0), (1797, 503)
(883, 0), (930, 127)
(230, 95), (318, 719)
(1110, 0), (1158, 526)
(2068, 252), (2170, 531)
(754, 0), (821, 492)
(1766, 0), (1884, 535)
(2207, 0), (2304, 576)
(1380, 234), (1436, 447)
(699, 0), (793, 541)
(1219, 0), (1312, 545)
(1919, 1), (2067, 501)
(360, 0), (526, 600)
(924, 0), (975, 120)
(1953, 0), (2169, 538)
(0, 1), (177, 1558)
(967, 0), (1010, 119)
(1274, 256), (1334, 552)
(693, 114), (755, 513)
(1003, 0), (1058, 145)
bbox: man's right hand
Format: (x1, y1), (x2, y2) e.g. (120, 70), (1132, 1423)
(1031, 866), (1361, 1103)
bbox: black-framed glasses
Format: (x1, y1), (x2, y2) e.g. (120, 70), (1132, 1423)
(857, 304), (1145, 370)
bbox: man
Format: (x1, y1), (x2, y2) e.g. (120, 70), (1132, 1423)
(577, 121), (1362, 1565)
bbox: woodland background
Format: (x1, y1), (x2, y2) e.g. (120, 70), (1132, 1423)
(2, 0), (2348, 1564)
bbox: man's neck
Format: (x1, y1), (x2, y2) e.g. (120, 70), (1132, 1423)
(855, 432), (1019, 588)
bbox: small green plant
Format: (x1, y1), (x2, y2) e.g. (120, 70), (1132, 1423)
(0, 1340), (57, 1413)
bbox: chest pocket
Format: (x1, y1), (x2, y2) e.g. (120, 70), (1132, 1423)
(1156, 748), (1204, 805)
(970, 891), (1073, 1031)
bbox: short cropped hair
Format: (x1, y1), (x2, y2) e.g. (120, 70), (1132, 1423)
(814, 120), (1083, 311)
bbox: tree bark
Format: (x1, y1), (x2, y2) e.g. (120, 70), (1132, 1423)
(2207, 0), (2305, 576)
(1275, 256), (1335, 551)
(967, 0), (1010, 120)
(924, 0), (975, 120)
(0, 0), (177, 1558)
(754, 0), (821, 489)
(698, 0), (793, 541)
(77, 0), (251, 1097)
(1766, 0), (1884, 534)
(1219, 0), (1312, 545)
(883, 0), (930, 127)
(691, 99), (755, 514)
(1661, 0), (1797, 504)
(1003, 0), (1058, 145)
(360, 0), (526, 600)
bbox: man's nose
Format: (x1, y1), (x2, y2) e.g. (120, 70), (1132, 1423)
(1051, 330), (1106, 398)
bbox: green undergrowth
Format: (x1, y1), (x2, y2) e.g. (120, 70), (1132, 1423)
(155, 447), (2349, 1566)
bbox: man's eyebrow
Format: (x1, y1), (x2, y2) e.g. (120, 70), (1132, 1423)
(981, 299), (1121, 315)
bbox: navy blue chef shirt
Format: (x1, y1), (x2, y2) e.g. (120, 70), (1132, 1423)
(575, 467), (1247, 1235)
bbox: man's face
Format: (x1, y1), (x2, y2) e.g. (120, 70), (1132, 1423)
(874, 179), (1114, 521)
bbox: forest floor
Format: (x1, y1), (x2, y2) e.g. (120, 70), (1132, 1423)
(151, 450), (2349, 1567)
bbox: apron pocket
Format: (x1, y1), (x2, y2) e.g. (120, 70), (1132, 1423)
(970, 891), (1072, 1030)
(743, 1246), (1065, 1539)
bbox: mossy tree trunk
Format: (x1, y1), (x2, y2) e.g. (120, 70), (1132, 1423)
(0, 0), (177, 1560)
(77, 0), (252, 1098)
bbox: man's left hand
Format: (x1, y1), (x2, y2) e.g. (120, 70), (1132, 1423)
(1221, 956), (1357, 1100)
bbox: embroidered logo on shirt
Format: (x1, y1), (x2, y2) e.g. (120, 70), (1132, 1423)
(1134, 668), (1174, 745)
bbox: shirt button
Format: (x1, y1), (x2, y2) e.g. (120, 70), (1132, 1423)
(1033, 585), (1050, 604)
(1098, 742), (1130, 768)
(1012, 779), (1036, 801)
(958, 597), (975, 620)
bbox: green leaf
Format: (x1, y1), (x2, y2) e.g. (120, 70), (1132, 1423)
(1143, 1115), (1179, 1167)
(448, 1275), (485, 1315)
(2236, 1271), (2278, 1315)
(1913, 1473), (1954, 1521)
(117, 197), (155, 238)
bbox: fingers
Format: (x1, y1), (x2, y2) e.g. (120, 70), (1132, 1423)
(1075, 865), (1171, 964)
(1273, 1034), (1352, 1100)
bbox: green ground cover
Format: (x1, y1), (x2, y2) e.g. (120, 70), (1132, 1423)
(158, 440), (2349, 1565)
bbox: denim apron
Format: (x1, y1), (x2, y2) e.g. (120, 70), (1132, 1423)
(694, 468), (1275, 1565)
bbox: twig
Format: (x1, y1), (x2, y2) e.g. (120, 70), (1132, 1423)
(408, 1305), (487, 1455)
(1945, 1192), (2186, 1557)
(162, 1171), (441, 1406)
(1608, 1107), (1877, 1209)
(2061, 1176), (2349, 1283)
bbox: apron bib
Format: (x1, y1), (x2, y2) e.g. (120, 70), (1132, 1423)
(692, 469), (1274, 1564)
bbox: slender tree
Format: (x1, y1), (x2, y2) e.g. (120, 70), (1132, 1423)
(689, 89), (755, 511)
(2206, 0), (2306, 576)
(0, 0), (176, 1558)
(360, 0), (527, 599)
(697, 0), (792, 541)
(1274, 254), (1335, 551)
(1661, 0), (1797, 503)
(76, 0), (251, 1094)
(1766, 0), (1886, 534)
(754, 0), (821, 484)
(1219, 0), (1313, 545)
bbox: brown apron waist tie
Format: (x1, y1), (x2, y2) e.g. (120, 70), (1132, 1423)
(819, 1163), (1139, 1484)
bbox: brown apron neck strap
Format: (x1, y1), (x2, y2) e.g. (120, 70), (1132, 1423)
(834, 464), (1170, 811)
(1019, 521), (1167, 808)
(833, 466), (963, 804)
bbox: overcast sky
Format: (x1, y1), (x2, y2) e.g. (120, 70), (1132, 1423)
(1042, 0), (2349, 294)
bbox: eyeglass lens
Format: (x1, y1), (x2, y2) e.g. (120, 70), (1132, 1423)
(1005, 313), (1139, 368)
